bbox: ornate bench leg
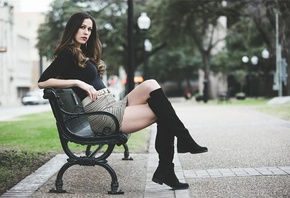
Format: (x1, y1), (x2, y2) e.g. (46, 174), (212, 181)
(50, 179), (66, 193)
(108, 181), (124, 195)
(50, 161), (75, 193)
(122, 143), (133, 160)
(98, 163), (124, 194)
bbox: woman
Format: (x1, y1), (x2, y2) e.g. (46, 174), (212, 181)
(38, 12), (207, 190)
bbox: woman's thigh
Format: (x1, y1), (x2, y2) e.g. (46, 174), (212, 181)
(127, 79), (160, 106)
(121, 104), (157, 133)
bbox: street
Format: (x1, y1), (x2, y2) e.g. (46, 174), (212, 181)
(0, 104), (51, 121)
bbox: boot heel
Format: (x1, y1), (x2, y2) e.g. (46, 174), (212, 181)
(152, 177), (163, 185)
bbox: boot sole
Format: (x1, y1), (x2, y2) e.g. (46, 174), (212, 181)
(152, 178), (189, 190)
(177, 148), (208, 154)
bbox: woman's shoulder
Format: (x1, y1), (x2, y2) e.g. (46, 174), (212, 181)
(54, 48), (75, 62)
(57, 48), (73, 57)
(52, 48), (76, 65)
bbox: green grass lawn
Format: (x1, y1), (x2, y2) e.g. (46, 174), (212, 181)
(0, 112), (60, 152)
(207, 97), (290, 121)
(254, 102), (290, 121)
(208, 97), (269, 106)
(236, 98), (290, 121)
(0, 111), (149, 153)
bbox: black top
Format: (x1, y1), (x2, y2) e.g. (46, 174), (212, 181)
(38, 49), (106, 101)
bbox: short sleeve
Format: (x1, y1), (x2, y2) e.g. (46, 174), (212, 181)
(38, 49), (75, 82)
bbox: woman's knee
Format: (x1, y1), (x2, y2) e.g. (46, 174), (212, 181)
(143, 79), (160, 91)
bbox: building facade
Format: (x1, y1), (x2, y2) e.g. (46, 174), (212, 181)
(0, 0), (46, 106)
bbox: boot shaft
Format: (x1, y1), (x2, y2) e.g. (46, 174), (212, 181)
(147, 88), (185, 130)
(155, 124), (175, 164)
(148, 89), (208, 154)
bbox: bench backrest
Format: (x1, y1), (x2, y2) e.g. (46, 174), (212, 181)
(44, 88), (95, 138)
(57, 89), (89, 130)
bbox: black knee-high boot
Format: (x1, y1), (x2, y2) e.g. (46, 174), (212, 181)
(147, 88), (208, 154)
(152, 124), (189, 190)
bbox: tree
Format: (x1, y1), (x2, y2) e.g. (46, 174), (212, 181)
(225, 0), (290, 96)
(234, 70), (247, 93)
(37, 0), (289, 97)
(243, 0), (290, 95)
(145, 0), (290, 97)
(36, 0), (130, 75)
(146, 0), (231, 101)
(36, 0), (162, 76)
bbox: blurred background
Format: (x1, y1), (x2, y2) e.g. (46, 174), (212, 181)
(0, 0), (289, 106)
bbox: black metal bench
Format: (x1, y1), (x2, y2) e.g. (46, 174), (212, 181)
(43, 88), (132, 195)
(218, 88), (232, 103)
(218, 91), (230, 103)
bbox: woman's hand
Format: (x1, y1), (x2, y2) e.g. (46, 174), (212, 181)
(77, 80), (98, 101)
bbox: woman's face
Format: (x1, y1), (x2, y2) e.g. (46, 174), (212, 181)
(74, 18), (93, 48)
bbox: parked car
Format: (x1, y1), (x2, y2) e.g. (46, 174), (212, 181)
(21, 91), (48, 105)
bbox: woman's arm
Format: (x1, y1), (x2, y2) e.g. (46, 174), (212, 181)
(38, 78), (80, 89)
(38, 49), (76, 88)
(38, 78), (99, 101)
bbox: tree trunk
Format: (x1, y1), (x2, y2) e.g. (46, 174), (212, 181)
(202, 52), (211, 102)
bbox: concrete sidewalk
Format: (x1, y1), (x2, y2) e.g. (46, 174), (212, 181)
(2, 101), (290, 197)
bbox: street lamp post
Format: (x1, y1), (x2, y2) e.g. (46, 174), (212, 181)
(262, 49), (270, 60)
(242, 56), (251, 97)
(242, 55), (258, 97)
(250, 56), (258, 97)
(137, 12), (151, 81)
(261, 49), (270, 97)
(127, 0), (135, 93)
(144, 39), (152, 80)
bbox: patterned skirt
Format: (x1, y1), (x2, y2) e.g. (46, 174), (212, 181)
(83, 93), (128, 135)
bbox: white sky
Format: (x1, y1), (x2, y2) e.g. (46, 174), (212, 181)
(19, 0), (53, 12)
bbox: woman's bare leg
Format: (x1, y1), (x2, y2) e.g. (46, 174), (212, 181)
(126, 79), (160, 105)
(120, 79), (160, 133)
(121, 104), (156, 133)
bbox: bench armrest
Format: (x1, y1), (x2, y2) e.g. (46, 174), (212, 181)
(43, 87), (121, 137)
(60, 108), (120, 135)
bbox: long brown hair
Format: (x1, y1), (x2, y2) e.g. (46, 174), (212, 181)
(54, 12), (105, 76)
